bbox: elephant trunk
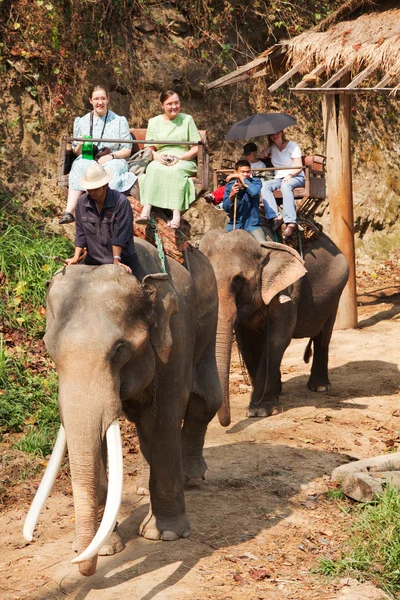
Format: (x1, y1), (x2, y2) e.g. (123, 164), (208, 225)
(71, 421), (123, 568)
(68, 450), (100, 577)
(59, 374), (122, 577)
(215, 293), (237, 427)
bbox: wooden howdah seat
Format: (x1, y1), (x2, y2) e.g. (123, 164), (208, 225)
(212, 154), (326, 219)
(57, 128), (210, 199)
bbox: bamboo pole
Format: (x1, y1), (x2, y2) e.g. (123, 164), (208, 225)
(322, 74), (358, 329)
(233, 195), (237, 229)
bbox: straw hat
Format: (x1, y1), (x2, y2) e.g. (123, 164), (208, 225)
(80, 163), (112, 190)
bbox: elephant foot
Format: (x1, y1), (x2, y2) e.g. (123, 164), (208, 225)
(247, 402), (281, 418)
(134, 474), (150, 496)
(139, 509), (190, 541)
(307, 379), (331, 392)
(72, 523), (125, 556)
(135, 454), (150, 495)
(183, 455), (207, 487)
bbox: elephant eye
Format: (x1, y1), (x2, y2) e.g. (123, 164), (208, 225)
(112, 341), (130, 363)
(231, 274), (243, 293)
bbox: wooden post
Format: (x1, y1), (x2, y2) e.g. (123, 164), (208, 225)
(322, 75), (358, 329)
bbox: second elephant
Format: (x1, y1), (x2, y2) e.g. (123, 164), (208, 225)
(199, 229), (349, 425)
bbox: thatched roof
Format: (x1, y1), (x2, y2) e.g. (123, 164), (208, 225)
(206, 0), (400, 92)
(286, 0), (400, 77)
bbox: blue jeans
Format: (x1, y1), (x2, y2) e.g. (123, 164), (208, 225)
(261, 175), (305, 223)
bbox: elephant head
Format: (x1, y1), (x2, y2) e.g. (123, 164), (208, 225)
(199, 229), (307, 427)
(23, 265), (178, 576)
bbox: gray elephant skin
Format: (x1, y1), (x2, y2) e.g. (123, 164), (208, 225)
(199, 229), (349, 425)
(25, 238), (222, 576)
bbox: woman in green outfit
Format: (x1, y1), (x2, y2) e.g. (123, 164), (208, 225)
(137, 90), (201, 229)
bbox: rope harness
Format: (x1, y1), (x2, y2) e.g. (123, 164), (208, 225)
(150, 214), (167, 274)
(234, 333), (251, 387)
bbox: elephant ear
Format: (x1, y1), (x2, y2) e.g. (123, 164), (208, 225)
(260, 242), (307, 306)
(142, 273), (179, 364)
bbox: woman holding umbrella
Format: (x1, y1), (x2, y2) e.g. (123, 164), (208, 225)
(261, 130), (304, 238)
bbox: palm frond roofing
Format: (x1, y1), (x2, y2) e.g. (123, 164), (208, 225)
(285, 0), (400, 78)
(205, 0), (400, 90)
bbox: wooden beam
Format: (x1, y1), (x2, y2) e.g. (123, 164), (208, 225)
(290, 87), (398, 95)
(374, 72), (396, 88)
(268, 57), (308, 92)
(205, 45), (283, 90)
(206, 56), (267, 89)
(321, 65), (351, 88)
(217, 73), (250, 87)
(345, 64), (377, 88)
(295, 63), (326, 88)
(251, 67), (268, 79)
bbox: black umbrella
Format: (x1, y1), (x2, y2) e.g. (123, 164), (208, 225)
(225, 112), (297, 141)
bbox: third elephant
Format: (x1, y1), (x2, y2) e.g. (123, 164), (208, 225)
(199, 229), (349, 425)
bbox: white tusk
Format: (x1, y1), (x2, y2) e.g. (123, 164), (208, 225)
(23, 424), (67, 542)
(72, 419), (123, 564)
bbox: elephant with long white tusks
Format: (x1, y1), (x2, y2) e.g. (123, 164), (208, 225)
(199, 229), (349, 425)
(23, 238), (222, 576)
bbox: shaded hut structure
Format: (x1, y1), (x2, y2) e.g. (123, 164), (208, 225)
(206, 0), (400, 329)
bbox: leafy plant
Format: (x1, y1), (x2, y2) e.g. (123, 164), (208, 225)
(0, 217), (71, 458)
(317, 486), (400, 598)
(0, 213), (73, 336)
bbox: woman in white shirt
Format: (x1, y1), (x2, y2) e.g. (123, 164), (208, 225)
(261, 130), (304, 237)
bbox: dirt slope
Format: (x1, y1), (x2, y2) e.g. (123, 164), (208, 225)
(1, 288), (400, 600)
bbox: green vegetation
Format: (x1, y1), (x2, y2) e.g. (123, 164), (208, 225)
(318, 486), (400, 599)
(0, 213), (73, 457)
(0, 0), (341, 124)
(326, 486), (345, 501)
(0, 211), (72, 335)
(0, 343), (59, 456)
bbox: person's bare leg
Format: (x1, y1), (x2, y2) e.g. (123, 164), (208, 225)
(137, 203), (152, 223)
(168, 209), (180, 229)
(59, 189), (83, 223)
(65, 189), (84, 215)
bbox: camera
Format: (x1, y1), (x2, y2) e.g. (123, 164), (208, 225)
(165, 156), (174, 164)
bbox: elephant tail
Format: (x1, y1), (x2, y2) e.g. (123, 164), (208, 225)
(303, 339), (313, 364)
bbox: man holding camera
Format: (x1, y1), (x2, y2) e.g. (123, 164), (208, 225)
(222, 159), (265, 243)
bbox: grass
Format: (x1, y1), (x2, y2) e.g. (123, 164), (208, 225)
(0, 330), (60, 457)
(0, 211), (73, 336)
(327, 486), (345, 501)
(0, 213), (73, 457)
(318, 486), (400, 599)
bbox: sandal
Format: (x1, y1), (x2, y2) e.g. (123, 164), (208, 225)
(136, 216), (151, 225)
(270, 217), (283, 232)
(283, 223), (297, 238)
(167, 221), (180, 230)
(59, 212), (75, 225)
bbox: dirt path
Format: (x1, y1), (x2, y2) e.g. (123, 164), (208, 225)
(1, 287), (400, 600)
